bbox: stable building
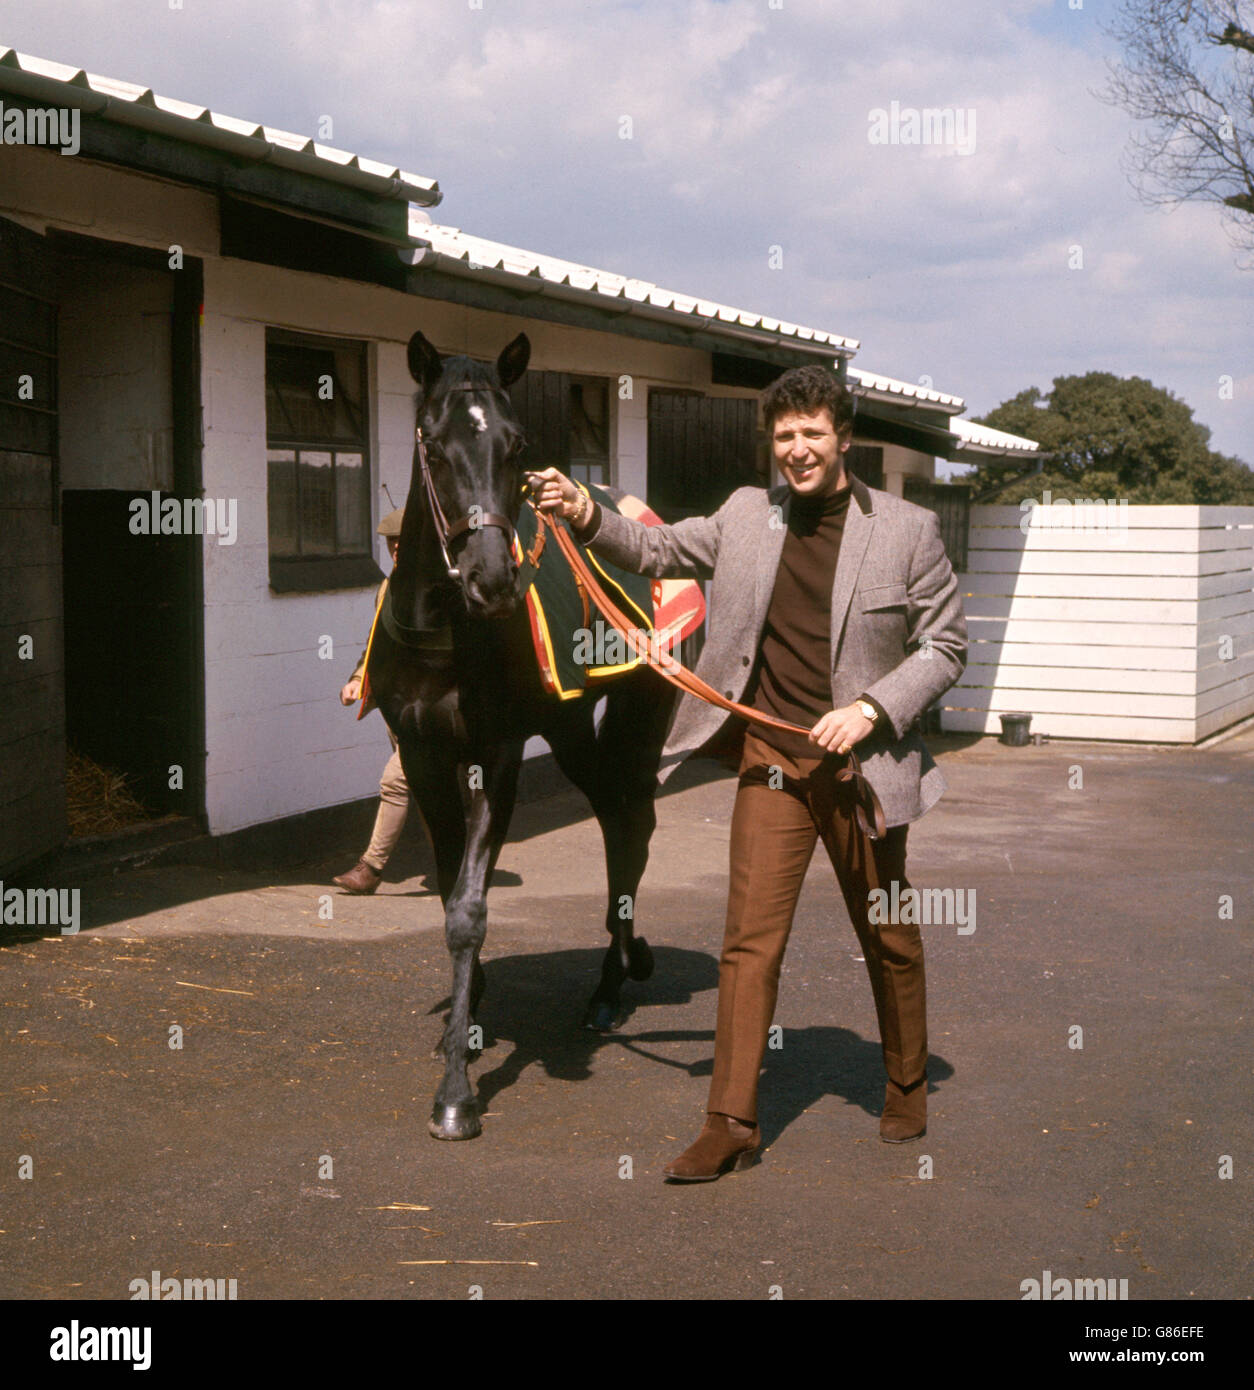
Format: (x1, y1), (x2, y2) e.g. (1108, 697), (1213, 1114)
(0, 47), (1039, 876)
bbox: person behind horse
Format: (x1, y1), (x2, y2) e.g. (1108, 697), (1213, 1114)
(532, 364), (967, 1180)
(334, 508), (409, 894)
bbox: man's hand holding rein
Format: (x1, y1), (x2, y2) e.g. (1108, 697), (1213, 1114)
(809, 704), (876, 756)
(528, 467), (593, 531)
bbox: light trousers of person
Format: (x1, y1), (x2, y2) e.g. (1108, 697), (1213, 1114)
(362, 727), (410, 871)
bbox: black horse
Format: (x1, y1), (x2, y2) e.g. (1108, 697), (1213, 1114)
(366, 330), (676, 1140)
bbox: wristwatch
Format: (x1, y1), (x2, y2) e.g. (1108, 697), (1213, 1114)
(855, 699), (879, 725)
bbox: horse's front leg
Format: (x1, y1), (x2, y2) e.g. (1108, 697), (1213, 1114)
(429, 737), (524, 1141)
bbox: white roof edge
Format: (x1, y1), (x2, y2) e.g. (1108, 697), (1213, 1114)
(848, 365), (965, 412)
(408, 211), (861, 353)
(0, 46), (440, 200)
(950, 416), (1040, 452)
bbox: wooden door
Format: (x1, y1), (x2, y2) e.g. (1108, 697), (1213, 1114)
(646, 391), (757, 521)
(0, 216), (64, 874)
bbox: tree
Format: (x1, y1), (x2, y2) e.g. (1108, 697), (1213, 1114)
(1101, 1), (1254, 264)
(966, 372), (1254, 504)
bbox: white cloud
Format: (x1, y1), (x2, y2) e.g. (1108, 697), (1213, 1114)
(3, 0), (1250, 459)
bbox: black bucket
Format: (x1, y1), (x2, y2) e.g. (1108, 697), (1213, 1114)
(999, 712), (1033, 747)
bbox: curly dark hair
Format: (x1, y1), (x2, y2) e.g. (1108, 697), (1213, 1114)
(761, 365), (856, 437)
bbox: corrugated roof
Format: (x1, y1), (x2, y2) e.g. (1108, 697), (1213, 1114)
(950, 416), (1040, 453)
(848, 365), (965, 412)
(403, 217), (1040, 450)
(849, 367), (1040, 454)
(406, 213), (860, 357)
(2, 45), (1038, 454)
(0, 47), (441, 205)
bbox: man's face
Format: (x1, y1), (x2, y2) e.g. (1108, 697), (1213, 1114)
(387, 537), (400, 566)
(771, 408), (852, 498)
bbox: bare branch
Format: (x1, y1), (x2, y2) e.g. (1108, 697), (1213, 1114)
(1099, 0), (1254, 261)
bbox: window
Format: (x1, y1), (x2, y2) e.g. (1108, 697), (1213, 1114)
(265, 329), (379, 591)
(567, 379), (610, 487)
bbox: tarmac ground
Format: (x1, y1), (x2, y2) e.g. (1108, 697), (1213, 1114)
(1, 729), (1251, 1301)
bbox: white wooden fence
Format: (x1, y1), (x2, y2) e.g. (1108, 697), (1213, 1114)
(940, 504), (1254, 743)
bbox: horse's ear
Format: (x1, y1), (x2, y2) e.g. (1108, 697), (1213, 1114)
(496, 333), (530, 389)
(407, 331), (443, 398)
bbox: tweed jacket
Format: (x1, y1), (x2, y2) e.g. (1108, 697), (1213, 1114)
(584, 472), (967, 825)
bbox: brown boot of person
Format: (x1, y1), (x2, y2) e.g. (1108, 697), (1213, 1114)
(880, 1075), (927, 1142)
(663, 1113), (760, 1182)
(333, 859), (383, 894)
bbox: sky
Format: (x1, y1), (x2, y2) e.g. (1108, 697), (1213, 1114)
(4, 0), (1251, 467)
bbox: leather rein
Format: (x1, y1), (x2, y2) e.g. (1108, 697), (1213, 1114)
(529, 492), (888, 842)
(411, 428), (887, 840)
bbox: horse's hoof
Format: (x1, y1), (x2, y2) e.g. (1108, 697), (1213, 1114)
(583, 1000), (621, 1033)
(626, 936), (654, 981)
(428, 1102), (482, 1141)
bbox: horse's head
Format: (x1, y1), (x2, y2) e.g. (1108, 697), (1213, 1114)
(406, 329), (531, 619)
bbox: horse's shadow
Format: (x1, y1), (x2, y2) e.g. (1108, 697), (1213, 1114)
(389, 867), (523, 899)
(427, 945), (952, 1148)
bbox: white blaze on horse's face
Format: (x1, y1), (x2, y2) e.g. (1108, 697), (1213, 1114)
(467, 405), (488, 433)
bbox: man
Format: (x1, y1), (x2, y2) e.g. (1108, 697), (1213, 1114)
(531, 364), (966, 1181)
(332, 508), (410, 894)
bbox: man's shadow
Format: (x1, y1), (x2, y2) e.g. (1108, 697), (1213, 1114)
(429, 946), (952, 1145)
(754, 1030), (953, 1149)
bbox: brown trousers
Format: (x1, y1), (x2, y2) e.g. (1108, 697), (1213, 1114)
(706, 727), (928, 1123)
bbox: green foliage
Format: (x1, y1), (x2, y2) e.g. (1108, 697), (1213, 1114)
(967, 373), (1254, 505)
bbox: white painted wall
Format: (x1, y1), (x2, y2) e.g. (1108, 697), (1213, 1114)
(198, 256), (754, 834)
(880, 443), (935, 496)
(945, 504), (1254, 742)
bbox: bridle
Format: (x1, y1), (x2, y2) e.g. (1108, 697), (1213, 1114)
(415, 424), (518, 580)
(380, 391), (528, 653)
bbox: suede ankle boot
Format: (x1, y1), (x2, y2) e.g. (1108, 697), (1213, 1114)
(663, 1112), (760, 1182)
(880, 1075), (927, 1142)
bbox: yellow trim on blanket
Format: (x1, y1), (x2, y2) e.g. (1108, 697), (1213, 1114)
(576, 484), (655, 634)
(355, 576), (389, 717)
(361, 489), (658, 705)
(528, 585), (644, 697)
(526, 484), (655, 695)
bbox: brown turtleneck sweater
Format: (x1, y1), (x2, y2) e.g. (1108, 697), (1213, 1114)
(747, 481), (854, 749)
